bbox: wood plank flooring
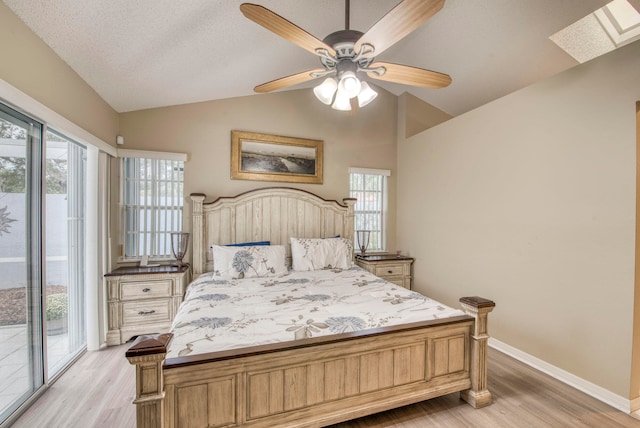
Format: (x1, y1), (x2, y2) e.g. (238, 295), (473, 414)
(11, 345), (640, 428)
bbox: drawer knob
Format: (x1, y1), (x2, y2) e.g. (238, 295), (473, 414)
(142, 288), (151, 292)
(138, 310), (156, 315)
(388, 270), (393, 274)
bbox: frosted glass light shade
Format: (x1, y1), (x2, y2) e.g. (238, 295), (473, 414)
(338, 71), (361, 98)
(331, 90), (352, 111)
(313, 78), (338, 105)
(314, 73), (377, 110)
(357, 82), (378, 107)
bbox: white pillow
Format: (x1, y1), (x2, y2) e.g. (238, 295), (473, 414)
(290, 237), (353, 271)
(211, 244), (287, 279)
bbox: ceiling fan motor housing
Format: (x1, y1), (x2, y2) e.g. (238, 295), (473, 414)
(323, 30), (363, 56)
(320, 29), (375, 78)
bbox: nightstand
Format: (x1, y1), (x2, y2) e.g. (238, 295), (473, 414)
(104, 265), (191, 346)
(355, 254), (414, 289)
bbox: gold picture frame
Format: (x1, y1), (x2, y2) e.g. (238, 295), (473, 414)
(231, 131), (323, 184)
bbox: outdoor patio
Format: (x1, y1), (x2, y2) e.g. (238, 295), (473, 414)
(0, 324), (69, 412)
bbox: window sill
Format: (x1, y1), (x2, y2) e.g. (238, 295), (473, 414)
(117, 257), (175, 265)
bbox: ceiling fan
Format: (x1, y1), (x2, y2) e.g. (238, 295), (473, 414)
(240, 0), (452, 111)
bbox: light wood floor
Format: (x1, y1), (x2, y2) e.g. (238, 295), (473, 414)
(11, 345), (640, 428)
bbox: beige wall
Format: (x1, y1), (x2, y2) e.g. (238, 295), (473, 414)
(0, 2), (119, 144)
(399, 93), (452, 138)
(397, 41), (640, 398)
(115, 87), (399, 265)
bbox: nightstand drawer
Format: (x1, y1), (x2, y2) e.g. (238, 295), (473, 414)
(374, 263), (405, 277)
(385, 277), (405, 287)
(122, 299), (172, 325)
(121, 280), (172, 300)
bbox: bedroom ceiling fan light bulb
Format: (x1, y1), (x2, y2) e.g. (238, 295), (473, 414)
(338, 71), (361, 98)
(357, 82), (378, 107)
(313, 78), (338, 105)
(332, 91), (352, 111)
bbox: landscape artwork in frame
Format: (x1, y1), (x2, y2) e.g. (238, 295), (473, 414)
(231, 131), (323, 184)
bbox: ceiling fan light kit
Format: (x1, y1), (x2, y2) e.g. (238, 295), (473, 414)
(240, 0), (451, 112)
(313, 55), (376, 111)
(313, 73), (368, 111)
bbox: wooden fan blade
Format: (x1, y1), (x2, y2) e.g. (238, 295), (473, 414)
(354, 0), (445, 56)
(366, 62), (451, 89)
(241, 4), (336, 57)
(254, 69), (325, 93)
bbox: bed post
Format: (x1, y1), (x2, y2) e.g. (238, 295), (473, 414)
(126, 333), (173, 428)
(343, 197), (356, 242)
(459, 296), (496, 408)
(190, 193), (206, 275)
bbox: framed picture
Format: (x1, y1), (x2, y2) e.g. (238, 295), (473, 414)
(231, 131), (323, 184)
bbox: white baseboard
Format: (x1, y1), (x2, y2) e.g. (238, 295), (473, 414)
(489, 338), (631, 413)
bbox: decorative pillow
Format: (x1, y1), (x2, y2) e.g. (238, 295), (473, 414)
(226, 240), (270, 247)
(290, 237), (353, 271)
(211, 244), (287, 279)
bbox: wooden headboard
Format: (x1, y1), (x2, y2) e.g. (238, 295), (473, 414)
(190, 187), (356, 275)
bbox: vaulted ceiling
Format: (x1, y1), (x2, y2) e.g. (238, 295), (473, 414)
(4, 0), (613, 115)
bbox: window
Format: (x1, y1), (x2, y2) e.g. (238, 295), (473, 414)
(349, 167), (390, 252)
(120, 150), (186, 259)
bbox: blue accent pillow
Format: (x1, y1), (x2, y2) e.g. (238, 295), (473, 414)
(226, 241), (270, 247)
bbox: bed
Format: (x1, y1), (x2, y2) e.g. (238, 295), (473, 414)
(126, 187), (495, 428)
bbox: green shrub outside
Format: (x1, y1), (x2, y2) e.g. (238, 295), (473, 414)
(46, 293), (68, 321)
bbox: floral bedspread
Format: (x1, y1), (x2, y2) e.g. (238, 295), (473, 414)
(167, 266), (466, 359)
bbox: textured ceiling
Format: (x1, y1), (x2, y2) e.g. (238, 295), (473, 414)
(3, 0), (610, 115)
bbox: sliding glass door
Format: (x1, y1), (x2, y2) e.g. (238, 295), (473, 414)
(0, 103), (43, 424)
(0, 103), (87, 425)
(45, 131), (86, 377)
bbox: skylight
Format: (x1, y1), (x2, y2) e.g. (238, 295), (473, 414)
(550, 0), (640, 63)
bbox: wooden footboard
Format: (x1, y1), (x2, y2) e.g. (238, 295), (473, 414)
(127, 297), (494, 428)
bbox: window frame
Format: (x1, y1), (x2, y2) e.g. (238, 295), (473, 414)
(349, 167), (391, 253)
(118, 149), (187, 261)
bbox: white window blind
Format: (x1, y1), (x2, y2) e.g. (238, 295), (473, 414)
(120, 151), (186, 259)
(349, 167), (390, 252)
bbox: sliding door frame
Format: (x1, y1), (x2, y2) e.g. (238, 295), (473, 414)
(0, 103), (45, 426)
